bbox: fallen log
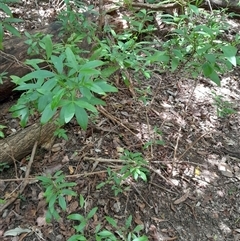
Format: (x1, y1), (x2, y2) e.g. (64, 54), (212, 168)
(0, 119), (57, 164)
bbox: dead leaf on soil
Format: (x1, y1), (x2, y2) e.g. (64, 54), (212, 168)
(4, 227), (32, 237)
(68, 165), (74, 174)
(36, 216), (47, 226)
(173, 188), (190, 205)
(218, 163), (233, 177)
(68, 200), (79, 213)
(151, 217), (166, 223)
(134, 212), (143, 225)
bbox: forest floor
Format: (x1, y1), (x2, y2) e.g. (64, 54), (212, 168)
(0, 1), (240, 240)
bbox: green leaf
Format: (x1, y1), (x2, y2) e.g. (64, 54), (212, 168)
(58, 195), (67, 211)
(75, 106), (88, 130)
(79, 67), (100, 75)
(204, 53), (216, 63)
(87, 97), (106, 106)
(58, 182), (77, 188)
(79, 194), (85, 208)
(4, 23), (20, 37)
(79, 87), (93, 100)
(171, 57), (179, 72)
(52, 209), (60, 221)
(202, 62), (213, 77)
(21, 70), (55, 82)
(43, 35), (53, 59)
(61, 102), (75, 123)
(97, 230), (116, 239)
(222, 46), (237, 67)
(45, 209), (52, 223)
(189, 4), (200, 14)
(60, 189), (77, 196)
(0, 3), (12, 16)
(133, 224), (144, 232)
(79, 60), (104, 75)
(105, 216), (118, 228)
(41, 104), (57, 124)
(68, 213), (84, 221)
(125, 215), (132, 228)
(25, 58), (45, 69)
(14, 83), (39, 91)
(75, 221), (87, 233)
(36, 175), (51, 183)
(3, 17), (22, 23)
(49, 194), (57, 210)
(86, 207), (98, 219)
(67, 235), (87, 241)
(132, 236), (148, 241)
(101, 66), (119, 78)
(38, 95), (51, 112)
(41, 77), (57, 91)
(75, 99), (97, 113)
(94, 81), (118, 93)
(51, 55), (64, 73)
(18, 108), (29, 127)
(65, 47), (78, 70)
(146, 51), (169, 63)
(89, 82), (105, 95)
(51, 89), (65, 109)
(209, 70), (221, 86)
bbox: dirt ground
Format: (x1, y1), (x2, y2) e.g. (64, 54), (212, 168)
(0, 1), (240, 240)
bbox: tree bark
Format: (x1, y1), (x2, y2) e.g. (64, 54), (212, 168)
(0, 119), (57, 164)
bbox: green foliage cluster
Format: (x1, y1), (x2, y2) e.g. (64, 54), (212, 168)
(37, 171), (77, 222)
(0, 0), (22, 49)
(97, 150), (149, 196)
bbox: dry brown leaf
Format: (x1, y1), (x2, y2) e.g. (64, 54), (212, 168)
(68, 201), (79, 213)
(68, 165), (74, 174)
(174, 188), (190, 205)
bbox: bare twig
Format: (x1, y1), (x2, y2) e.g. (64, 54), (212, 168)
(127, 2), (182, 10)
(177, 132), (210, 160)
(0, 141), (38, 214)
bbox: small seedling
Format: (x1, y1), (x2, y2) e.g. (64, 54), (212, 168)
(97, 151), (149, 196)
(0, 125), (6, 138)
(0, 162), (9, 172)
(37, 171), (77, 222)
(212, 92), (237, 118)
(67, 194), (98, 241)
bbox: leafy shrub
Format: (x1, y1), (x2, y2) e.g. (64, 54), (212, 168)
(0, 0), (22, 49)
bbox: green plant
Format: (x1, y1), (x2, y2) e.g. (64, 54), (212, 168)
(67, 195), (148, 241)
(37, 171), (77, 222)
(0, 124), (6, 138)
(0, 199), (6, 204)
(144, 126), (165, 149)
(0, 0), (22, 49)
(150, 5), (240, 85)
(135, 86), (152, 105)
(0, 162), (9, 172)
(95, 215), (148, 241)
(67, 194), (98, 241)
(97, 151), (149, 196)
(10, 32), (118, 129)
(212, 92), (237, 117)
(0, 71), (8, 84)
(58, 0), (97, 41)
